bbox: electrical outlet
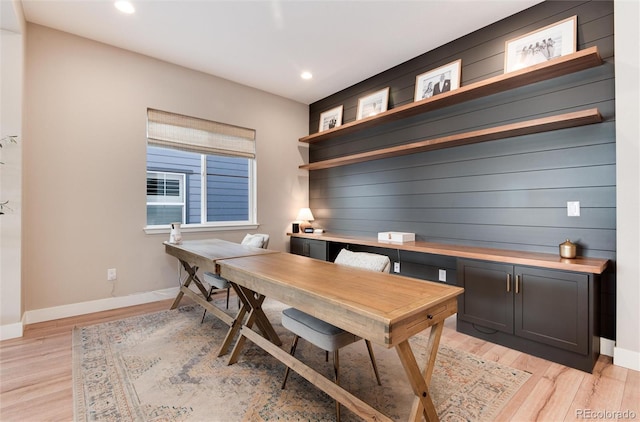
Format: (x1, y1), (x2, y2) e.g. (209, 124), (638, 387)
(438, 269), (447, 282)
(394, 262), (400, 273)
(107, 268), (117, 281)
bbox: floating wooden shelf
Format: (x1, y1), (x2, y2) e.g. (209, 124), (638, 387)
(299, 108), (602, 170)
(300, 46), (602, 145)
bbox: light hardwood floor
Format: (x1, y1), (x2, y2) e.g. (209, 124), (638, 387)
(1, 298), (638, 422)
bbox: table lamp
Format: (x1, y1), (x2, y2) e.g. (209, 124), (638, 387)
(296, 207), (314, 232)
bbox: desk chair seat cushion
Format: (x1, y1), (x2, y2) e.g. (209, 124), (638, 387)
(203, 271), (229, 290)
(282, 307), (358, 352)
(334, 249), (391, 273)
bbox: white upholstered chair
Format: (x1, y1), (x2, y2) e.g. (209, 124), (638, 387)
(280, 249), (389, 421)
(201, 234), (269, 319)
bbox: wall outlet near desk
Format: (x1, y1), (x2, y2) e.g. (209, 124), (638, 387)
(107, 268), (117, 281)
(393, 262), (400, 273)
(438, 269), (447, 282)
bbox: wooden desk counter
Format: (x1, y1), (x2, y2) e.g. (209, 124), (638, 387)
(219, 252), (464, 421)
(164, 238), (278, 274)
(290, 232), (609, 274)
(219, 252), (462, 347)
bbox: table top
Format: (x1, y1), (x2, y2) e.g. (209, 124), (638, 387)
(164, 239), (278, 273)
(218, 252), (464, 348)
(290, 232), (609, 274)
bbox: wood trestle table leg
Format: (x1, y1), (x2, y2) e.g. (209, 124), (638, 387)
(169, 260), (273, 357)
(398, 321), (445, 422)
(227, 283), (282, 365)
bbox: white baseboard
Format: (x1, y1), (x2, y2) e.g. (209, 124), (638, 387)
(0, 321), (24, 341)
(614, 345), (640, 371)
(600, 337), (615, 357)
(23, 287), (180, 326)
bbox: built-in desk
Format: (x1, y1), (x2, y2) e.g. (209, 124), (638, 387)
(289, 232), (608, 274)
(289, 233), (609, 372)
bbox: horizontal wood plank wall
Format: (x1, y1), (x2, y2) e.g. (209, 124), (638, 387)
(306, 1), (616, 338)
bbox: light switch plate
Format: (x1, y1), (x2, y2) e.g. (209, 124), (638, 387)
(394, 262), (400, 273)
(567, 201), (580, 217)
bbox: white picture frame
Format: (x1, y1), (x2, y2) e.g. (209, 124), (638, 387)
(504, 15), (577, 73)
(318, 105), (344, 132)
(356, 87), (390, 120)
(414, 59), (462, 102)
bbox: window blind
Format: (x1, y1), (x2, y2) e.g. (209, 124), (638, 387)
(147, 108), (256, 159)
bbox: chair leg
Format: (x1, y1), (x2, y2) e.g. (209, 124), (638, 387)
(365, 340), (382, 386)
(334, 350), (341, 422)
(225, 287), (230, 309)
(281, 335), (300, 389)
(201, 286), (215, 323)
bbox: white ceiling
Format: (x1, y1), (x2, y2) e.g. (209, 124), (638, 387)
(15, 0), (543, 105)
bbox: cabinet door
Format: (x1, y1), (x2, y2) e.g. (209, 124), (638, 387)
(289, 237), (327, 261)
(457, 260), (514, 334)
(290, 237), (305, 256)
(306, 239), (327, 260)
(514, 266), (589, 355)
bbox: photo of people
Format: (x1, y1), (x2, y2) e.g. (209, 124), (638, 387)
(356, 88), (389, 120)
(514, 36), (560, 69)
(414, 60), (461, 102)
(504, 16), (576, 73)
(318, 105), (343, 132)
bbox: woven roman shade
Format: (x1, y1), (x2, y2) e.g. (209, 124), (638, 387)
(147, 108), (256, 159)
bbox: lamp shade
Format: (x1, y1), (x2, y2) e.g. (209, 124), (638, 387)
(296, 207), (314, 221)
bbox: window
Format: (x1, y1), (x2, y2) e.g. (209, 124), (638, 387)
(145, 109), (256, 230)
(146, 170), (185, 225)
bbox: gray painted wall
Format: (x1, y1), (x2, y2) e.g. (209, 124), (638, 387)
(307, 1), (616, 338)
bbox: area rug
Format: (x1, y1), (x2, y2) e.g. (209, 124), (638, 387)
(72, 299), (530, 421)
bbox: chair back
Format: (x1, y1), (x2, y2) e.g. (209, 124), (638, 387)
(241, 233), (270, 249)
(334, 249), (390, 273)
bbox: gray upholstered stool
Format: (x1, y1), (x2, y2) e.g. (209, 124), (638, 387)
(281, 249), (389, 421)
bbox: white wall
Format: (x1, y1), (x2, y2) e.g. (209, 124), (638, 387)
(614, 0), (640, 371)
(20, 23), (308, 318)
(0, 0), (25, 340)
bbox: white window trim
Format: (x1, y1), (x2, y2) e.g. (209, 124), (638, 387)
(143, 221), (260, 235)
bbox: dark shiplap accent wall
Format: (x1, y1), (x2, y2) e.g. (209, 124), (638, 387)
(306, 1), (616, 337)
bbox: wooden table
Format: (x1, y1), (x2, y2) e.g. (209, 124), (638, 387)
(164, 239), (280, 355)
(219, 252), (464, 422)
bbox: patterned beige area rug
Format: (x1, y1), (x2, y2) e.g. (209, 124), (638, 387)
(73, 299), (530, 421)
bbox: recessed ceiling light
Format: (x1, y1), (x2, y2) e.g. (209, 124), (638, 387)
(115, 1), (135, 14)
(300, 71), (313, 80)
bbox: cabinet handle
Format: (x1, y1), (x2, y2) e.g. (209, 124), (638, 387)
(515, 274), (521, 294)
(506, 273), (511, 292)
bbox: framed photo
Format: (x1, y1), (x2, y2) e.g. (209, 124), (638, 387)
(356, 87), (390, 120)
(318, 105), (343, 132)
(414, 59), (462, 102)
(504, 15), (577, 73)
